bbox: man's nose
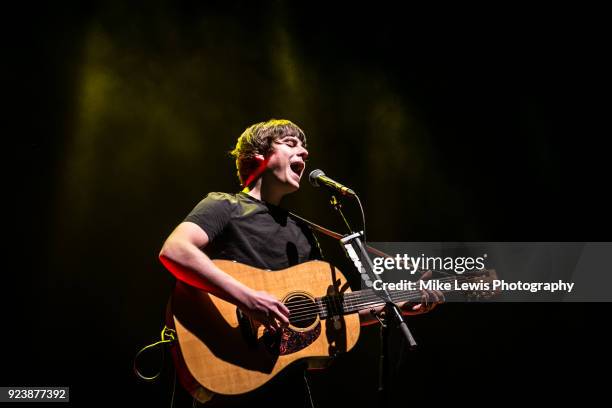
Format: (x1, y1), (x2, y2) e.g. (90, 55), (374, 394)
(297, 146), (308, 160)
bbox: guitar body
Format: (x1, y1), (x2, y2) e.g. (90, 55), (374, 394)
(167, 259), (360, 400)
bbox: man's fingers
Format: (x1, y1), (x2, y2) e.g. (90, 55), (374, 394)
(421, 289), (430, 305)
(277, 301), (290, 317)
(420, 289), (445, 304)
(275, 308), (290, 326)
(268, 318), (280, 332)
(425, 290), (444, 303)
(420, 270), (433, 280)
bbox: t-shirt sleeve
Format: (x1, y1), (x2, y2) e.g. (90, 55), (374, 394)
(183, 192), (233, 242)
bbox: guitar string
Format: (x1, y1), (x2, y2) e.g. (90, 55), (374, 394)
(237, 273), (488, 325)
(287, 287), (444, 317)
(287, 285), (486, 321)
(288, 283), (493, 324)
(288, 289), (448, 323)
(289, 297), (416, 322)
(286, 287), (465, 319)
(282, 274), (485, 316)
(286, 282), (491, 322)
(281, 273), (484, 310)
(287, 287), (437, 313)
(287, 292), (434, 324)
(287, 291), (426, 322)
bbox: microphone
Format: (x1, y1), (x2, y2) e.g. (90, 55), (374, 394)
(308, 169), (356, 197)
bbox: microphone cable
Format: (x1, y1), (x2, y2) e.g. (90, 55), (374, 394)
(355, 194), (367, 245)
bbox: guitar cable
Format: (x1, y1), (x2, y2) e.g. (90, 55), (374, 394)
(133, 325), (177, 382)
(303, 370), (316, 408)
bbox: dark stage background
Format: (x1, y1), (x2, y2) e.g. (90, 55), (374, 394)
(6, 1), (610, 407)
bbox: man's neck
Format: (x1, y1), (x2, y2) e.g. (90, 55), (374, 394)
(243, 178), (285, 206)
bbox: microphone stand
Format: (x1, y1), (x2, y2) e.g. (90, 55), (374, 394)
(327, 195), (417, 408)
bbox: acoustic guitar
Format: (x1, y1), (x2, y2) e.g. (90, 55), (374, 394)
(166, 259), (493, 403)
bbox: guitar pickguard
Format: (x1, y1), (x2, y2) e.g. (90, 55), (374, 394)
(265, 323), (321, 355)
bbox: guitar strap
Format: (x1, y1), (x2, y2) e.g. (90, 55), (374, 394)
(287, 211), (342, 261)
(287, 211), (344, 241)
(287, 211), (394, 259)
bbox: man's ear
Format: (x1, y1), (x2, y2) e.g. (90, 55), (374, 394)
(254, 153), (266, 163)
(242, 153), (269, 188)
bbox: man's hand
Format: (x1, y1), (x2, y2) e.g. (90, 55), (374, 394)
(239, 289), (290, 333)
(407, 270), (444, 314)
(359, 270), (445, 325)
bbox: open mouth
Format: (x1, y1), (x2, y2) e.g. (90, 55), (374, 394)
(290, 161), (305, 178)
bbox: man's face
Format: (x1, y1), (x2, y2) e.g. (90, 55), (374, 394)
(264, 134), (309, 193)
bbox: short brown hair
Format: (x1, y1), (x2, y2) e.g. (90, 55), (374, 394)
(230, 119), (307, 186)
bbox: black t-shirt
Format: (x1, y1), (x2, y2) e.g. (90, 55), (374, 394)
(184, 192), (320, 270)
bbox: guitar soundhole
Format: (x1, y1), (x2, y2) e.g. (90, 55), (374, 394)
(285, 293), (318, 329)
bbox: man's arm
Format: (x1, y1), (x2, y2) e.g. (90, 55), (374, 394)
(159, 221), (289, 331)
